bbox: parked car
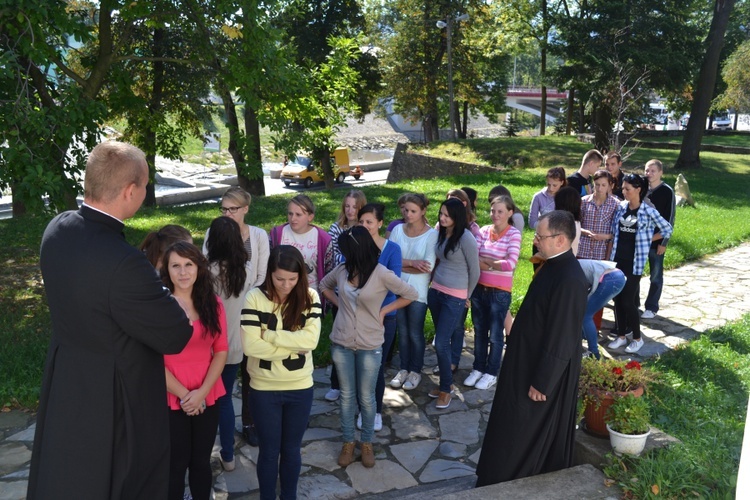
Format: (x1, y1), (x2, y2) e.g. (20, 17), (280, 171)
(281, 147), (360, 188)
(712, 112), (732, 130)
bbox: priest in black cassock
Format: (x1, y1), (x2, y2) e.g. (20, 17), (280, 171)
(476, 210), (588, 486)
(28, 142), (192, 499)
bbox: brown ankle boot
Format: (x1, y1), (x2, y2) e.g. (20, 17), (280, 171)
(338, 442), (355, 467)
(360, 442), (375, 468)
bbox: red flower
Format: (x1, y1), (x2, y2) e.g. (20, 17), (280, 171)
(625, 361), (642, 370)
(612, 367), (623, 375)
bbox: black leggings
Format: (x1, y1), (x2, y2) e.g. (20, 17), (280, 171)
(168, 404), (220, 500)
(613, 267), (642, 341)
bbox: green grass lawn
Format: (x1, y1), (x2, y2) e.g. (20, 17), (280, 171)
(2, 136), (750, 410)
(632, 133), (750, 148)
(605, 314), (750, 498)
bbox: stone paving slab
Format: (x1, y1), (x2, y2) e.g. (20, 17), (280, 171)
(3, 243), (749, 499)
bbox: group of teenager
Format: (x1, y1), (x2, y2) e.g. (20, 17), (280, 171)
(528, 149), (675, 358)
(29, 140), (675, 500)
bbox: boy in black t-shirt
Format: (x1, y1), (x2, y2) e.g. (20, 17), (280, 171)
(642, 159), (675, 319)
(568, 149), (604, 196)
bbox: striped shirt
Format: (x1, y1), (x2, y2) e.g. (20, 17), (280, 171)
(578, 194), (619, 259)
(475, 224), (522, 292)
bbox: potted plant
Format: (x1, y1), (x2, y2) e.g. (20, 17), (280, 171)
(578, 357), (656, 436)
(605, 394), (651, 456)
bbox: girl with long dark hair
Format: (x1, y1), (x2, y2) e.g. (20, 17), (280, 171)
(320, 226), (417, 469)
(356, 203), (403, 431)
(241, 245), (322, 500)
(428, 198), (479, 410)
(205, 217), (253, 471)
(161, 242), (228, 500)
(607, 174), (672, 354)
(205, 186), (270, 449)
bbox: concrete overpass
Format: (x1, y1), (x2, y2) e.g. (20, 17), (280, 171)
(505, 87), (568, 123)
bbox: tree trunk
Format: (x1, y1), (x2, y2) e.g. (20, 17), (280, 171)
(143, 27), (166, 208)
(593, 105), (612, 152)
(11, 182), (27, 217)
(676, 0), (735, 169)
(461, 101), (468, 138)
(539, 0), (548, 136)
(242, 105), (266, 196)
(218, 86), (247, 180)
(319, 148), (335, 189)
(566, 89), (575, 136)
(578, 99), (586, 134)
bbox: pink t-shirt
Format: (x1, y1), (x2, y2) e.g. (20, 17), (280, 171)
(164, 298), (228, 410)
(475, 225), (522, 292)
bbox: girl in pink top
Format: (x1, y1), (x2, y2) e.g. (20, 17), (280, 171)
(162, 242), (228, 500)
(466, 196), (522, 391)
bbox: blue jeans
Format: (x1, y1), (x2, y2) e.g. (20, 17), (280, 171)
(396, 300), (428, 373)
(583, 271), (626, 358)
(451, 306), (469, 366)
(376, 315), (397, 413)
(331, 343), (382, 443)
(645, 243), (665, 313)
(249, 387), (313, 500)
(428, 288), (466, 393)
(470, 286), (511, 375)
(218, 363), (240, 461)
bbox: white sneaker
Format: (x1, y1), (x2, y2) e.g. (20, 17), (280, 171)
(625, 339), (645, 353)
(374, 413), (383, 432)
(475, 374), (498, 390)
(325, 388), (340, 401)
(432, 365), (440, 374)
(403, 371), (422, 390)
(390, 369), (408, 388)
(463, 370), (483, 387)
(641, 310), (656, 319)
(608, 337), (628, 349)
(356, 413), (362, 430)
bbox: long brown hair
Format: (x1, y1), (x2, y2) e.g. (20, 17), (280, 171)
(263, 245), (313, 331)
(161, 242), (222, 338)
(206, 217), (248, 298)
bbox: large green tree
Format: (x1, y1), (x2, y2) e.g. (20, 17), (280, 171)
(104, 2), (213, 206)
(0, 0), (118, 215)
(261, 37), (363, 189)
(375, 0), (509, 142)
(551, 0), (704, 150)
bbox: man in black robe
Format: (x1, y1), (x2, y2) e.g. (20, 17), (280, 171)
(476, 210), (588, 486)
(28, 141), (193, 499)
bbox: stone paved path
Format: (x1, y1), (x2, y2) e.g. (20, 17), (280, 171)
(2, 243), (750, 500)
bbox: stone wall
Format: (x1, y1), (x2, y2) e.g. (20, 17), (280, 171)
(387, 143), (499, 183)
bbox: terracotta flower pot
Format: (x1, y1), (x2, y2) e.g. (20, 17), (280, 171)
(583, 385), (644, 437)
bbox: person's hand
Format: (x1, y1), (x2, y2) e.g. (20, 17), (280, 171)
(412, 260), (432, 273)
(656, 244), (667, 256)
(379, 309), (387, 326)
(180, 390), (205, 415)
(528, 385), (546, 402)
